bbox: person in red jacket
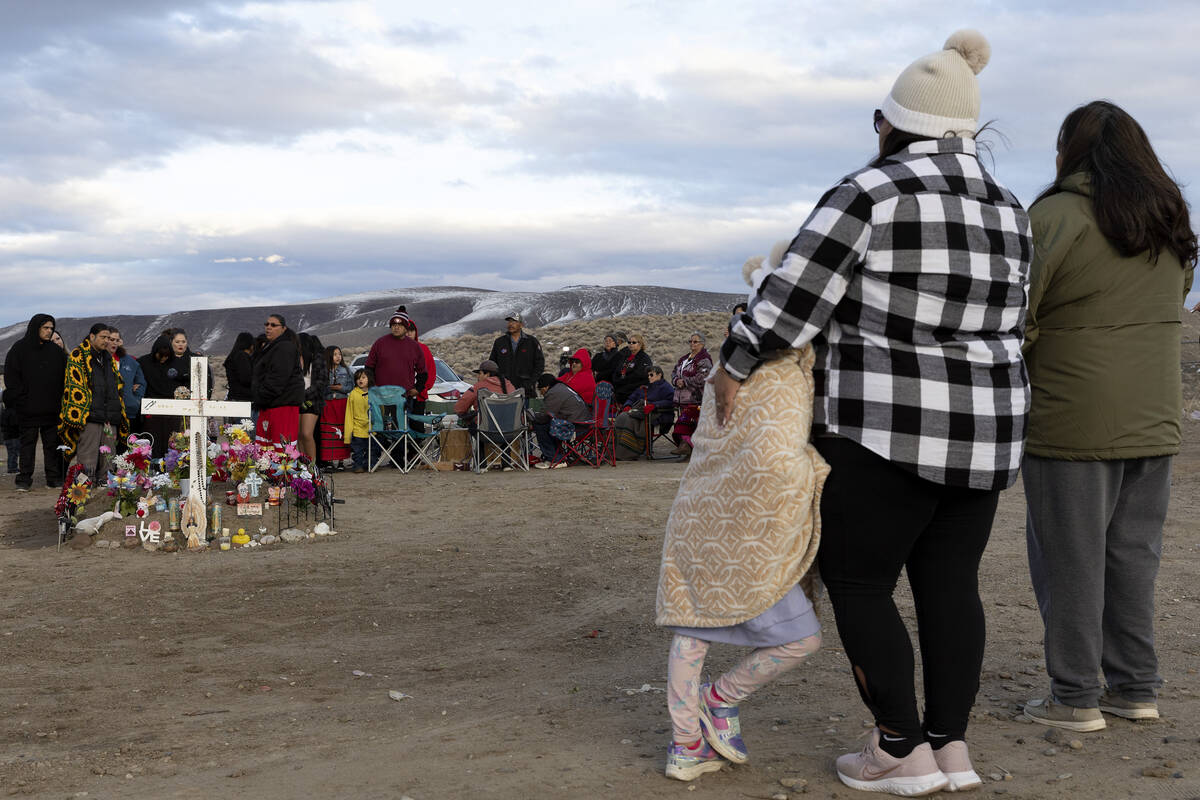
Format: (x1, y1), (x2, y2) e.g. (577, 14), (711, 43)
(404, 311), (437, 432)
(560, 348), (596, 407)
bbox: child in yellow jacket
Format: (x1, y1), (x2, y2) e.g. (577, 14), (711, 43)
(344, 370), (370, 473)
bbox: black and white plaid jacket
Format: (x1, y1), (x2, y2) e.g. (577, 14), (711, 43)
(722, 138), (1032, 491)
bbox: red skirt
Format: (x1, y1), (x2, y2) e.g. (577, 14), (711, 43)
(319, 398), (351, 460)
(256, 406), (300, 449)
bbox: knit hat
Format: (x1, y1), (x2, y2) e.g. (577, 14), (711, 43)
(881, 30), (990, 139)
(389, 306), (413, 328)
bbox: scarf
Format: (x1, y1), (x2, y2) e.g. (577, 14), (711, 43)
(656, 346), (829, 627)
(58, 338), (129, 458)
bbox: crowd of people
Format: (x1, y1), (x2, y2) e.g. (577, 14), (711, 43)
(2, 29), (1197, 797)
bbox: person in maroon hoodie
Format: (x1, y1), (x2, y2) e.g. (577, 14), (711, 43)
(364, 309), (426, 396)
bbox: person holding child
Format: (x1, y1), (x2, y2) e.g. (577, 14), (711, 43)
(716, 30), (1031, 795)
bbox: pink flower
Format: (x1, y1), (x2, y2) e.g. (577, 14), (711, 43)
(99, 445), (112, 454)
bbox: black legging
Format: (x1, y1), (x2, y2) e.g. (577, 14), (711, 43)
(815, 436), (999, 750)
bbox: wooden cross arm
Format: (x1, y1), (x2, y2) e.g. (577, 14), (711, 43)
(140, 398), (253, 417)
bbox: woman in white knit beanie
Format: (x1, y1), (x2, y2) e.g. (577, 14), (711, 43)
(715, 29), (1031, 796)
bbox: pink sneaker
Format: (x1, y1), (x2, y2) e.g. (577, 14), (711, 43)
(931, 740), (981, 792)
(835, 728), (948, 796)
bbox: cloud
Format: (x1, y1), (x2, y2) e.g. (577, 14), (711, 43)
(387, 21), (463, 46)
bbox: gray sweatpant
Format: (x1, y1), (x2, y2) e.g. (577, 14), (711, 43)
(1023, 455), (1170, 706)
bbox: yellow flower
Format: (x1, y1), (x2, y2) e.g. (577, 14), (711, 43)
(68, 483), (90, 505)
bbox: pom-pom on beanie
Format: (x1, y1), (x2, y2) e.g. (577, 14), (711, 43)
(882, 29), (990, 139)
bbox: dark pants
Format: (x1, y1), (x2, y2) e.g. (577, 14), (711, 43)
(815, 437), (999, 747)
(533, 421), (559, 461)
(5, 438), (18, 472)
(1024, 455), (1168, 705)
(349, 436), (368, 471)
(18, 423), (64, 489)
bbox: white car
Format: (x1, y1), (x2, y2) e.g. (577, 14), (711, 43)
(349, 353), (471, 403)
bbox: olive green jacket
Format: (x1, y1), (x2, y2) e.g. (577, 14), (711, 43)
(1024, 173), (1194, 460)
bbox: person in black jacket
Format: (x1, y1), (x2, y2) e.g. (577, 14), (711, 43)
(3, 313), (67, 490)
(1, 389), (19, 474)
(252, 314), (305, 448)
(488, 313), (544, 401)
(61, 323), (128, 477)
(223, 332), (255, 402)
(139, 335), (179, 458)
(611, 332), (652, 404)
(591, 333), (622, 384)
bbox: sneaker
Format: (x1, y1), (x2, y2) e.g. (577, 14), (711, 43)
(930, 740), (982, 792)
(835, 728), (948, 796)
(550, 461), (568, 469)
(534, 462), (551, 470)
(1099, 690), (1159, 720)
(698, 683), (748, 764)
(15, 486), (30, 493)
(1022, 696), (1105, 732)
(665, 739), (725, 782)
(502, 466), (513, 472)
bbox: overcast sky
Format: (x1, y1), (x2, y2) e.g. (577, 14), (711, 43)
(1, 0), (1198, 326)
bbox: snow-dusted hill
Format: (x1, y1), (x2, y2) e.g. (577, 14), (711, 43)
(0, 285), (746, 356)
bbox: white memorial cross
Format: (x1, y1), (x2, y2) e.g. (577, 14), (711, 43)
(140, 357), (252, 504)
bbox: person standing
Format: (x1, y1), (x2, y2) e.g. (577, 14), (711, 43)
(3, 314), (66, 491)
(364, 309), (425, 396)
(59, 324), (128, 477)
(1020, 101), (1196, 732)
(252, 314), (305, 448)
(138, 335), (182, 458)
(109, 328), (145, 444)
(488, 313), (544, 400)
(405, 312), (437, 430)
(717, 30), (1030, 795)
(223, 332), (255, 402)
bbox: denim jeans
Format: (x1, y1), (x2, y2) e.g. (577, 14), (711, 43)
(349, 436), (368, 470)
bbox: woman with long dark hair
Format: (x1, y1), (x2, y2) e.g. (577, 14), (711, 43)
(1020, 101), (1196, 732)
(320, 345), (353, 469)
(712, 31), (1030, 794)
(296, 332), (328, 462)
(223, 332), (255, 402)
(139, 335), (178, 458)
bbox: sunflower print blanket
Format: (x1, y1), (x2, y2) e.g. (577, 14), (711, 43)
(58, 338), (129, 458)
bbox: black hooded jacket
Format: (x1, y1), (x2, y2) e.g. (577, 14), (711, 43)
(3, 314), (67, 427)
(139, 336), (178, 400)
(252, 335), (305, 410)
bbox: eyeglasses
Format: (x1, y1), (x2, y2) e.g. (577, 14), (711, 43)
(264, 321), (281, 328)
(688, 339), (701, 344)
(873, 109), (885, 134)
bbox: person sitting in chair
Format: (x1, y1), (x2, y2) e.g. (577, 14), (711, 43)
(454, 360), (516, 423)
(531, 373), (590, 468)
(614, 365), (675, 460)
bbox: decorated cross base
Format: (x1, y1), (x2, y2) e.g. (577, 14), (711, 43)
(140, 357), (252, 505)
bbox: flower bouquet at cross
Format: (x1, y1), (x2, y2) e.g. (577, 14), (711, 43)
(106, 436), (169, 516)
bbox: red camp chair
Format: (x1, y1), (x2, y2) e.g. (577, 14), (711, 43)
(552, 381), (616, 468)
(644, 404), (675, 460)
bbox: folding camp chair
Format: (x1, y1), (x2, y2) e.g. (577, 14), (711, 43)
(367, 386), (408, 472)
(403, 408), (446, 471)
(472, 388), (529, 473)
(552, 381), (615, 468)
(645, 406), (676, 460)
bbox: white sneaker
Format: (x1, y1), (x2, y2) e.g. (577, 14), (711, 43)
(534, 462), (551, 470)
(550, 461), (568, 469)
(836, 728), (948, 796)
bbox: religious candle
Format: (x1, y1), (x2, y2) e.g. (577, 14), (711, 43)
(210, 503), (222, 534)
(168, 499), (180, 531)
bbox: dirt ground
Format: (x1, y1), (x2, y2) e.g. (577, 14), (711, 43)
(0, 424), (1197, 800)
